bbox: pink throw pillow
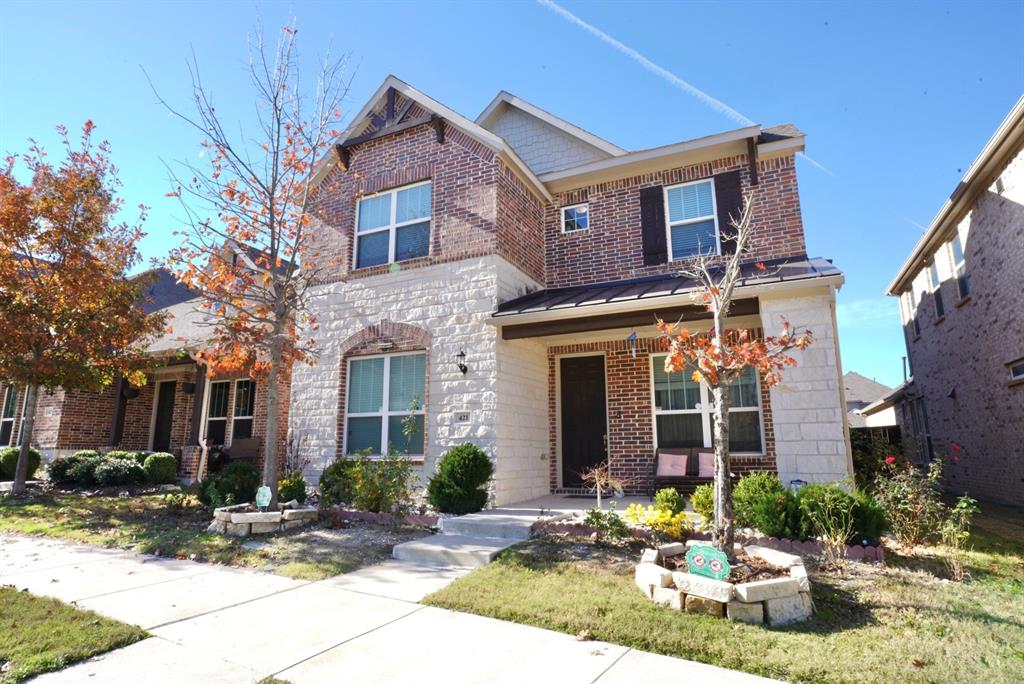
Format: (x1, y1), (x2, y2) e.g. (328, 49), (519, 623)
(656, 452), (688, 477)
(697, 452), (715, 478)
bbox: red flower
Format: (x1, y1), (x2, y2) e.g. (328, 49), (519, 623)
(951, 443), (962, 452)
(885, 456), (896, 464)
(951, 455), (960, 463)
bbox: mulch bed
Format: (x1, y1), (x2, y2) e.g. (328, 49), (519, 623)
(661, 552), (789, 583)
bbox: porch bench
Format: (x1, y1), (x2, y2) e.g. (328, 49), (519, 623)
(651, 448), (714, 497)
(223, 438), (263, 467)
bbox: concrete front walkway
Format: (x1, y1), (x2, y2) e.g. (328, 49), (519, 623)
(1, 535), (774, 684)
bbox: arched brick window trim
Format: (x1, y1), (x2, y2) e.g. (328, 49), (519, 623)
(336, 320), (432, 459)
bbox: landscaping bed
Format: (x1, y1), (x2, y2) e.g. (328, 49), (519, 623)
(0, 586), (147, 683)
(0, 492), (431, 580)
(424, 503), (1024, 683)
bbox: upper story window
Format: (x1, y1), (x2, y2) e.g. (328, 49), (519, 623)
(651, 356), (763, 453)
(345, 352), (426, 456)
(355, 181), (432, 269)
(0, 385), (18, 446)
(233, 379), (256, 440)
(665, 179), (719, 260)
(928, 262), (944, 319)
(1009, 358), (1024, 382)
(950, 233), (969, 299)
(903, 290), (920, 338)
(561, 203), (589, 232)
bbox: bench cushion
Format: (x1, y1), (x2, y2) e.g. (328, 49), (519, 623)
(656, 451), (689, 477)
(697, 451), (715, 478)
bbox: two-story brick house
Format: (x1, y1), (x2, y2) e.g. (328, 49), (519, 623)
(288, 76), (853, 505)
(865, 95), (1024, 506)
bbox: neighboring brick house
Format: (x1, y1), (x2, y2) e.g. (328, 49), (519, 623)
(868, 95), (1024, 506)
(2, 266), (289, 479)
(289, 76), (853, 504)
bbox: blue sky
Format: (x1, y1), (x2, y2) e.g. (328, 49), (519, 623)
(2, 0), (1022, 387)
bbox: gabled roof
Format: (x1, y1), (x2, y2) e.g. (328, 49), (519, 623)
(476, 91), (626, 158)
(887, 95), (1024, 295)
(843, 371), (894, 407)
(310, 76), (552, 201)
(135, 268), (195, 314)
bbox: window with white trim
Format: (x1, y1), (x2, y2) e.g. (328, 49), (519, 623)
(232, 379), (256, 440)
(345, 352), (425, 456)
(0, 385), (18, 447)
(905, 290), (921, 337)
(664, 179), (719, 260)
(205, 381), (230, 446)
(928, 262), (944, 319)
(651, 356), (763, 453)
(355, 181), (431, 269)
(561, 203), (589, 232)
(950, 234), (969, 299)
(1009, 358), (1024, 382)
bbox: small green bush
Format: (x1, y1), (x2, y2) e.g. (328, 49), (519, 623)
(93, 458), (147, 487)
(749, 487), (805, 539)
(107, 450), (149, 467)
(319, 458), (357, 507)
(875, 460), (947, 546)
(584, 501), (631, 540)
(49, 452), (104, 486)
(0, 446), (42, 480)
(278, 468), (307, 504)
(851, 488), (887, 544)
(427, 444), (493, 514)
(72, 449), (102, 459)
(653, 487), (685, 516)
(143, 452), (177, 484)
(689, 484), (714, 526)
(350, 449), (415, 515)
(198, 460), (260, 508)
(733, 472), (786, 528)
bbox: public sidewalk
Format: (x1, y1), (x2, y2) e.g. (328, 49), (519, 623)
(1, 535), (775, 683)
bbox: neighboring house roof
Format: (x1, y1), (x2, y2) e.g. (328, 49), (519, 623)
(137, 268), (195, 314)
(843, 371), (894, 428)
(887, 95), (1024, 294)
(860, 378), (916, 416)
(492, 255), (841, 323)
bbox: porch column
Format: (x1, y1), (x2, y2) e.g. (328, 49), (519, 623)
(189, 362), (208, 445)
(107, 375), (127, 448)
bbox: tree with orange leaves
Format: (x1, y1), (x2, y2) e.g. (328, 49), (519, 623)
(151, 22), (351, 506)
(657, 195), (813, 554)
(0, 122), (165, 496)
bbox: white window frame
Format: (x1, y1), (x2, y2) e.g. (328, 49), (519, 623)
(928, 261), (944, 320)
(231, 379), (256, 441)
(344, 351), (426, 457)
(205, 380), (231, 446)
(950, 234), (969, 299)
(560, 202), (590, 233)
(0, 385), (18, 447)
(1009, 358), (1024, 382)
(353, 180), (432, 269)
(663, 178), (720, 261)
(649, 354), (765, 455)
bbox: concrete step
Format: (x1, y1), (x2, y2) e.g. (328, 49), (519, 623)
(392, 535), (514, 568)
(441, 515), (535, 541)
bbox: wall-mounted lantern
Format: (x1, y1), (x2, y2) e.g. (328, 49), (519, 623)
(455, 349), (468, 375)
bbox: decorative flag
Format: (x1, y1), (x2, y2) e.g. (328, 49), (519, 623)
(627, 330), (638, 359)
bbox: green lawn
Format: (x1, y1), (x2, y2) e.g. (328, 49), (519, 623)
(0, 586), (147, 683)
(0, 492), (428, 580)
(424, 503), (1024, 684)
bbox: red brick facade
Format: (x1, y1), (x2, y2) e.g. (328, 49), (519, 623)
(547, 337), (777, 495)
(545, 155), (805, 288)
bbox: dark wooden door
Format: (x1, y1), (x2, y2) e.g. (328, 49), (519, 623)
(560, 355), (607, 488)
(152, 381), (176, 452)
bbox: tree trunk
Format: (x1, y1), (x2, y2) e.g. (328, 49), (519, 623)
(711, 384), (734, 556)
(263, 334), (283, 509)
(11, 384), (39, 497)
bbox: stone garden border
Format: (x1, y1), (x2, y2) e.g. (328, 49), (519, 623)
(208, 502), (319, 537)
(687, 530), (886, 564)
(635, 542), (814, 626)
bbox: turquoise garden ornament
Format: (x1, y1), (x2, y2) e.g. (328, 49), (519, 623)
(685, 544), (731, 581)
(255, 485), (272, 509)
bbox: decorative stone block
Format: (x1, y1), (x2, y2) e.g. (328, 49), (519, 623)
(685, 595), (725, 617)
(282, 508), (319, 521)
(635, 563), (673, 596)
(251, 522), (281, 534)
(658, 542), (686, 558)
(764, 594), (811, 626)
(733, 577), (800, 603)
(652, 587), (685, 610)
(672, 572), (734, 602)
(789, 563), (811, 592)
(800, 591), (814, 615)
(282, 519), (307, 531)
(727, 600), (764, 625)
(213, 509), (232, 522)
(206, 520), (227, 534)
(230, 512), (282, 524)
(640, 548), (659, 564)
(224, 522), (250, 537)
(743, 545), (803, 567)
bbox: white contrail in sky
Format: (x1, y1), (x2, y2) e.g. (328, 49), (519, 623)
(536, 0), (834, 176)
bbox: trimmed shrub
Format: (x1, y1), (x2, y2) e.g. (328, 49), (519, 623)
(48, 451), (104, 486)
(350, 450), (415, 515)
(0, 446), (42, 480)
(748, 487), (805, 539)
(319, 458), (356, 507)
(689, 484), (714, 526)
(278, 468), (307, 504)
(143, 452), (177, 485)
(93, 458), (147, 487)
(198, 460), (260, 508)
(427, 444), (493, 515)
(653, 487), (686, 516)
(107, 450), (148, 467)
(851, 488), (887, 544)
(733, 472), (786, 528)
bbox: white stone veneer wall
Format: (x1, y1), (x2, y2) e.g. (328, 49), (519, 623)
(289, 254), (546, 506)
(760, 286), (854, 484)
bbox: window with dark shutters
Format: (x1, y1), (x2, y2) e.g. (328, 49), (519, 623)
(640, 185), (667, 265)
(714, 170), (744, 254)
